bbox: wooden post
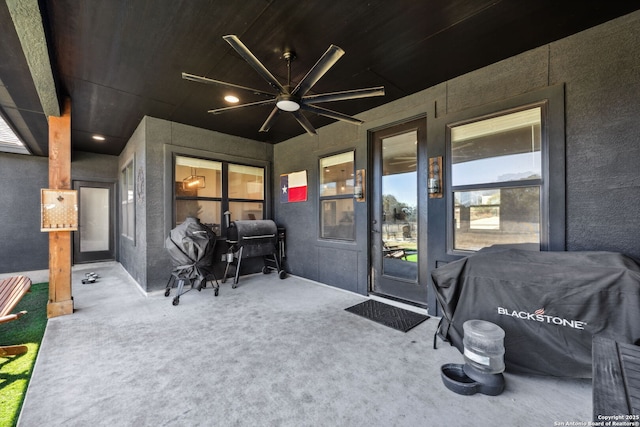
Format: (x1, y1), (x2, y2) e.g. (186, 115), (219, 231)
(47, 98), (73, 318)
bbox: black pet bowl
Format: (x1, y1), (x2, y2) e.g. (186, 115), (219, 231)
(441, 363), (479, 395)
(463, 363), (505, 396)
(440, 363), (505, 396)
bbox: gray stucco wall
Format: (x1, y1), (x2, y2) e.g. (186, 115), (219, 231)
(119, 116), (274, 292)
(551, 15), (640, 256)
(274, 11), (640, 303)
(0, 150), (119, 275)
(72, 151), (119, 183)
(118, 118), (148, 287)
(0, 153), (49, 273)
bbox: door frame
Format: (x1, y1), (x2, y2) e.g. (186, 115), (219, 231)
(368, 116), (428, 307)
(73, 180), (117, 264)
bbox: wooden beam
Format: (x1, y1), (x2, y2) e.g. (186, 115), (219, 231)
(6, 0), (61, 117)
(47, 98), (73, 318)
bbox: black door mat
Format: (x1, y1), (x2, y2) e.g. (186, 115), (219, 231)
(345, 299), (429, 332)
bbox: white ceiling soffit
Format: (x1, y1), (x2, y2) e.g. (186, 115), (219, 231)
(0, 113), (29, 155)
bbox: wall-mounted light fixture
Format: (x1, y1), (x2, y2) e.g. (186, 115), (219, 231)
(428, 156), (443, 198)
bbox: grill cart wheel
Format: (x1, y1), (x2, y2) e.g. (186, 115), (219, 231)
(262, 266), (270, 274)
(172, 297), (180, 306)
(165, 289), (171, 297)
(279, 270), (286, 279)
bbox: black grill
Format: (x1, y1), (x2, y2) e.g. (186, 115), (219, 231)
(164, 217), (219, 305)
(223, 220), (286, 286)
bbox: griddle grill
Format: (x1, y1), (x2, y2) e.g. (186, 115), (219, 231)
(223, 220), (286, 287)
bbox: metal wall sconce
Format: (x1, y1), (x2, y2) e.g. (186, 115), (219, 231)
(428, 156), (443, 198)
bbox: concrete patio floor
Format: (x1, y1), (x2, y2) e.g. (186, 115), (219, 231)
(13, 262), (592, 426)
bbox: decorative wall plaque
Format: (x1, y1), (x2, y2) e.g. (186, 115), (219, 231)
(41, 189), (78, 231)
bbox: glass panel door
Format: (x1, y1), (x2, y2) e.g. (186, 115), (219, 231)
(73, 181), (115, 263)
(80, 187), (110, 252)
(381, 131), (418, 280)
(371, 118), (428, 305)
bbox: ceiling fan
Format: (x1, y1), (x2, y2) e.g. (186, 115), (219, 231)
(182, 35), (385, 135)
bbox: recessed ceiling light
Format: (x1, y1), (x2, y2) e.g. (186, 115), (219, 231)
(92, 135), (105, 141)
(224, 95), (239, 103)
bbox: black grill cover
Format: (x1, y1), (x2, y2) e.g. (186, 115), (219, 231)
(165, 217), (216, 287)
(227, 220), (277, 258)
(431, 249), (640, 378)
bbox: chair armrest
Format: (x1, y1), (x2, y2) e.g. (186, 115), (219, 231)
(0, 310), (27, 324)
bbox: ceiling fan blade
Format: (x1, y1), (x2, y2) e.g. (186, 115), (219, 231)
(292, 111), (317, 135)
(259, 107), (281, 132)
(182, 72), (275, 97)
(303, 86), (385, 104)
(223, 35), (285, 93)
(291, 45), (344, 97)
(300, 104), (363, 126)
(208, 99), (275, 114)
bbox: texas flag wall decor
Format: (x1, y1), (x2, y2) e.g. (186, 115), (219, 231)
(280, 170), (307, 203)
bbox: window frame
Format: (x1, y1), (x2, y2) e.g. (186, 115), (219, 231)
(227, 162), (266, 222)
(444, 87), (565, 254)
(319, 150), (356, 241)
(120, 159), (135, 242)
(448, 104), (544, 253)
(173, 154), (266, 237)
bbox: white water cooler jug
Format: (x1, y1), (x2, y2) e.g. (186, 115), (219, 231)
(463, 319), (505, 374)
(440, 319), (507, 396)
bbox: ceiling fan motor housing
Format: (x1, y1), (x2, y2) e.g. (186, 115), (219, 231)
(276, 92), (301, 112)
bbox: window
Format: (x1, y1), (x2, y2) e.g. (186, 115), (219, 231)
(449, 107), (543, 251)
(175, 157), (222, 232)
(320, 151), (355, 240)
(228, 163), (265, 222)
(121, 160), (135, 240)
(174, 155), (265, 235)
(0, 113), (29, 155)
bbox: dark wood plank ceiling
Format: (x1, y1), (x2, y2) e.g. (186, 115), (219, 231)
(1, 0), (639, 156)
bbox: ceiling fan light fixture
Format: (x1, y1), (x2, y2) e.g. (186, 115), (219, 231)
(276, 99), (300, 112)
(224, 95), (240, 103)
(184, 35), (385, 134)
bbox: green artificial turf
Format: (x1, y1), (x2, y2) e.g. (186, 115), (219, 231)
(0, 282), (48, 427)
